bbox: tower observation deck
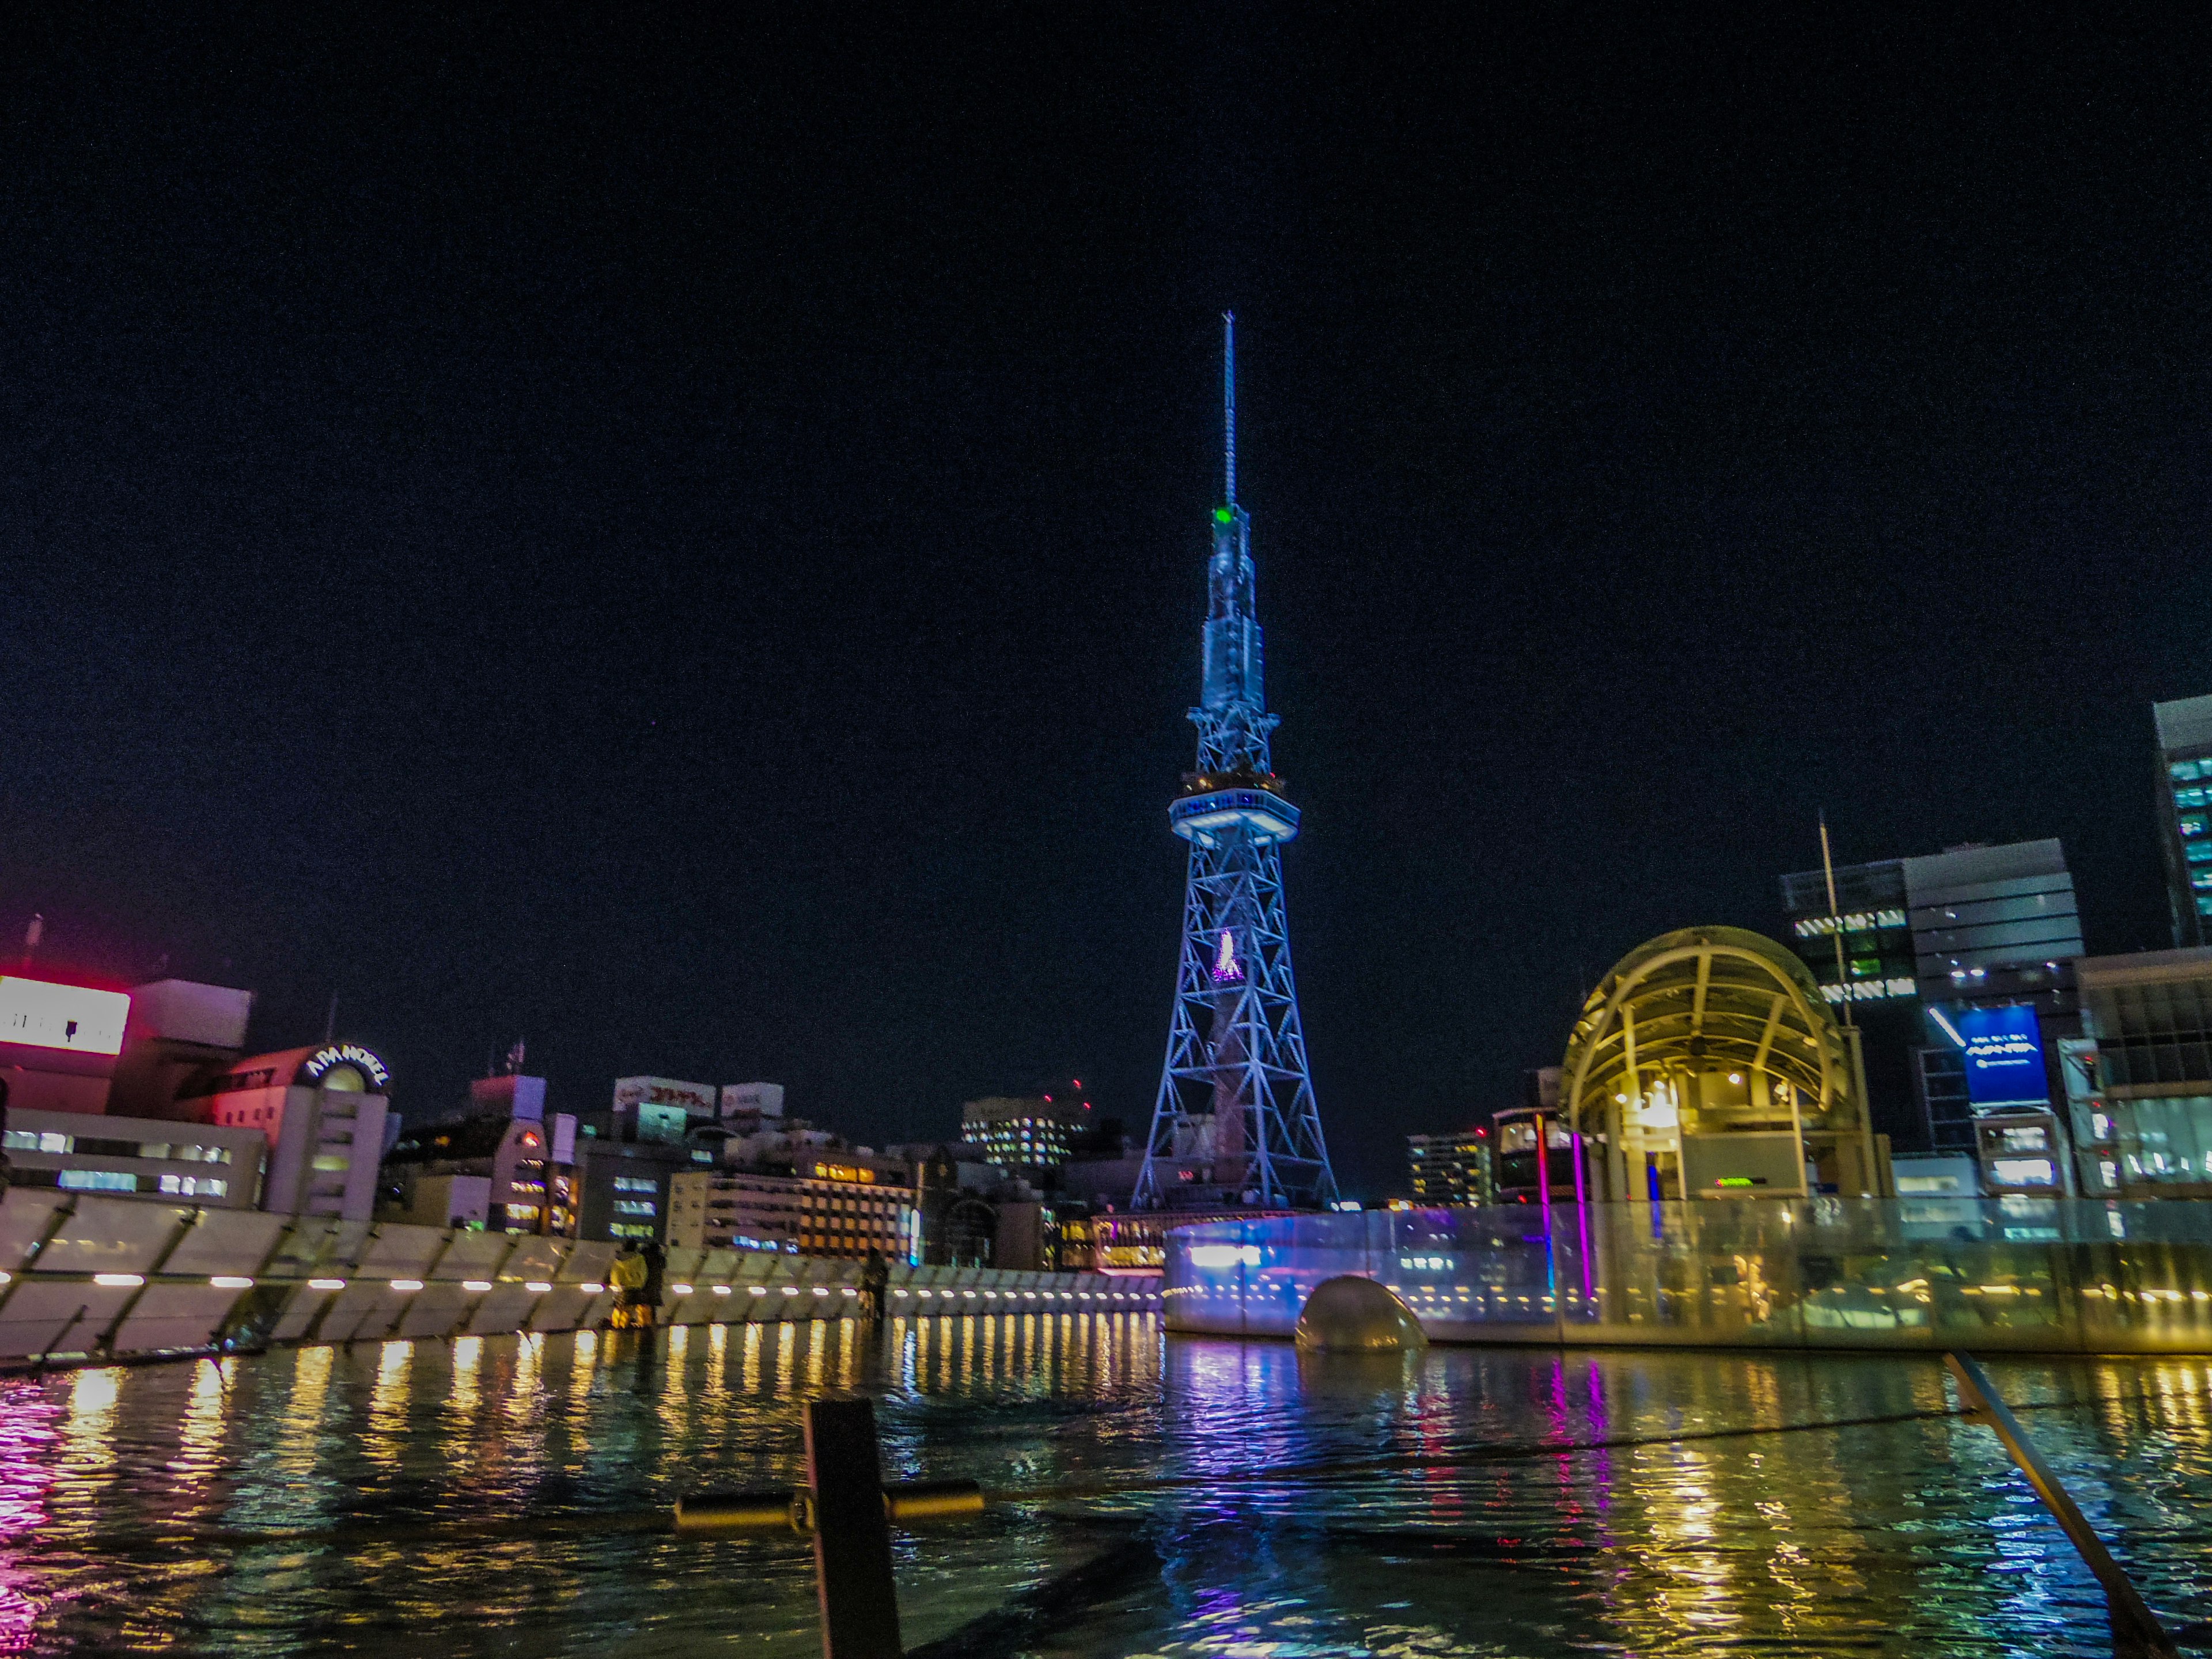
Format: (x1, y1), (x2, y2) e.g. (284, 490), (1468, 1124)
(1134, 317), (1337, 1213)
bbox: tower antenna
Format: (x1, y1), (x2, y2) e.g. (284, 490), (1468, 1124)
(1222, 310), (1237, 507)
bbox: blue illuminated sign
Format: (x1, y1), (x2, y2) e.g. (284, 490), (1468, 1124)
(1952, 1006), (2048, 1109)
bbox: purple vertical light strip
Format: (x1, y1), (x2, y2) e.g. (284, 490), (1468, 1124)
(1572, 1127), (1593, 1306)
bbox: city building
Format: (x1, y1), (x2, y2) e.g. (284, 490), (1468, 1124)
(376, 1070), (600, 1233)
(1781, 839), (2085, 1162)
(2153, 693), (2212, 949)
(1, 1108), (266, 1206)
(181, 1044), (395, 1221)
(1135, 320), (1336, 1213)
(1406, 1131), (1491, 1206)
(666, 1131), (916, 1260)
(2070, 947), (2212, 1199)
(960, 1089), (1122, 1169)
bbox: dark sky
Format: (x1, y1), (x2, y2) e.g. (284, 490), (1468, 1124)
(5, 6), (2209, 1193)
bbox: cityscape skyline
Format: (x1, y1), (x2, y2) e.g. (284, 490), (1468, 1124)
(5, 10), (2210, 1195)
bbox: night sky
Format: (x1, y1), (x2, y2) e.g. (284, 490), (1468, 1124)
(6, 7), (2210, 1193)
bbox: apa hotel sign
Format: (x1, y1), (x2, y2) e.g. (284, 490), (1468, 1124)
(303, 1043), (392, 1091)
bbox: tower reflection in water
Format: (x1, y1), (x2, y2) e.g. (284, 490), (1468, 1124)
(0, 1316), (2205, 1657)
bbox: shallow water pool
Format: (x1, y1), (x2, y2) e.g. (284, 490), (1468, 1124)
(2, 1313), (2207, 1656)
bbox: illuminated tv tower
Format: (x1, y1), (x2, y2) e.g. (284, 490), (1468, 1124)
(1133, 316), (1337, 1212)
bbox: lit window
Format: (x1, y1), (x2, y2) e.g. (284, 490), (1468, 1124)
(58, 1170), (137, 1192)
(2180, 787), (2210, 809)
(2183, 815), (2208, 839)
(310, 1154), (349, 1172)
(2173, 760), (2204, 781)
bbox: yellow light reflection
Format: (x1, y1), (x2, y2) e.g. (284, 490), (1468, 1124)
(452, 1336), (483, 1415)
(277, 1346), (334, 1479)
(63, 1368), (120, 1476)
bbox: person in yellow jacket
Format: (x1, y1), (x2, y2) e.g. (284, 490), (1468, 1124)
(609, 1242), (649, 1329)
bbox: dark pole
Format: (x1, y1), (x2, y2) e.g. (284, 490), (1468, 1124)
(803, 1395), (903, 1659)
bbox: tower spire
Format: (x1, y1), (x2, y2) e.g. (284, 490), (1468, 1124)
(1222, 310), (1237, 508)
(1135, 323), (1335, 1215)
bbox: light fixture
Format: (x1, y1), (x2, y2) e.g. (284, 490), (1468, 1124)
(462, 1280), (493, 1293)
(712, 1285), (732, 1296)
(524, 1281), (553, 1294)
(210, 1275), (254, 1290)
(390, 1279), (424, 1292)
(749, 1286), (768, 1296)
(308, 1278), (346, 1291)
(93, 1272), (145, 1289)
(579, 1282), (605, 1294)
(672, 1283), (695, 1296)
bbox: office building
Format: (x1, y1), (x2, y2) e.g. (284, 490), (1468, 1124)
(2154, 694), (2212, 949)
(666, 1134), (915, 1259)
(1406, 1131), (1492, 1206)
(1781, 840), (2084, 1160)
(961, 1091), (1115, 1169)
(2070, 947), (2212, 1199)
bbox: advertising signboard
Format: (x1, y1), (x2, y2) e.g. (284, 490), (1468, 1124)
(1952, 1005), (2048, 1109)
(0, 977), (131, 1056)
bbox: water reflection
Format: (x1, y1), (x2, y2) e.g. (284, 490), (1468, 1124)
(2, 1317), (2208, 1657)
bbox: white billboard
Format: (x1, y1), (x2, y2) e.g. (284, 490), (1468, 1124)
(0, 977), (131, 1057)
(612, 1076), (718, 1118)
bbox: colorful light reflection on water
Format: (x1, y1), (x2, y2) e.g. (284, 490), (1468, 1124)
(0, 1316), (2205, 1656)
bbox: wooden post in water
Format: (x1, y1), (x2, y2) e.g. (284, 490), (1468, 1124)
(804, 1395), (903, 1659)
(1943, 1352), (2177, 1659)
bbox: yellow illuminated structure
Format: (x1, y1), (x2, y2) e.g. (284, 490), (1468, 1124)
(1562, 927), (1887, 1201)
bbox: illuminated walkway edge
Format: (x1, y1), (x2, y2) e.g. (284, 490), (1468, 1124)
(1164, 1199), (2212, 1354)
(0, 1189), (1156, 1368)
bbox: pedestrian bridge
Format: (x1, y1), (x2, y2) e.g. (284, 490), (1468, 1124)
(1164, 1199), (2212, 1354)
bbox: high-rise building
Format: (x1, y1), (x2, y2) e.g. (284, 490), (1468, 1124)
(1134, 317), (1335, 1213)
(1406, 1131), (1491, 1206)
(2153, 694), (2212, 949)
(961, 1090), (1120, 1169)
(1780, 840), (2084, 1161)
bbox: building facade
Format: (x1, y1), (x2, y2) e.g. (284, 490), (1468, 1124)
(2072, 947), (2212, 1199)
(668, 1150), (915, 1260)
(180, 1044), (393, 1221)
(2154, 694), (2212, 950)
(1, 1108), (266, 1207)
(961, 1093), (1106, 1169)
(1780, 840), (2085, 1162)
(1406, 1131), (1492, 1206)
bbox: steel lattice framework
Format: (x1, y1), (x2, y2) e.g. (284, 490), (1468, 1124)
(1133, 317), (1337, 1212)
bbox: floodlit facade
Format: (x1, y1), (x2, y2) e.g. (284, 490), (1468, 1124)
(1562, 927), (1887, 1200)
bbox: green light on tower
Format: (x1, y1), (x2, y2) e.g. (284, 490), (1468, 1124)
(1214, 506), (1233, 524)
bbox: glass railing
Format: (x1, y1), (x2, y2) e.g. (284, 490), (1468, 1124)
(1164, 1198), (2212, 1354)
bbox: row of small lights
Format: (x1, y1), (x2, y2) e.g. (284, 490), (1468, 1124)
(0, 1271), (1154, 1304)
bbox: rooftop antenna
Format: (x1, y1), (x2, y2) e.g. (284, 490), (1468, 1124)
(1819, 810), (1855, 1029)
(1222, 310), (1237, 508)
(323, 993), (338, 1043)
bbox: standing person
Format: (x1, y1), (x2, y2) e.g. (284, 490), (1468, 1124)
(859, 1248), (890, 1323)
(639, 1237), (667, 1330)
(609, 1241), (647, 1330)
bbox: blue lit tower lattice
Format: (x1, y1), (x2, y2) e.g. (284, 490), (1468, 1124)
(1133, 316), (1338, 1212)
